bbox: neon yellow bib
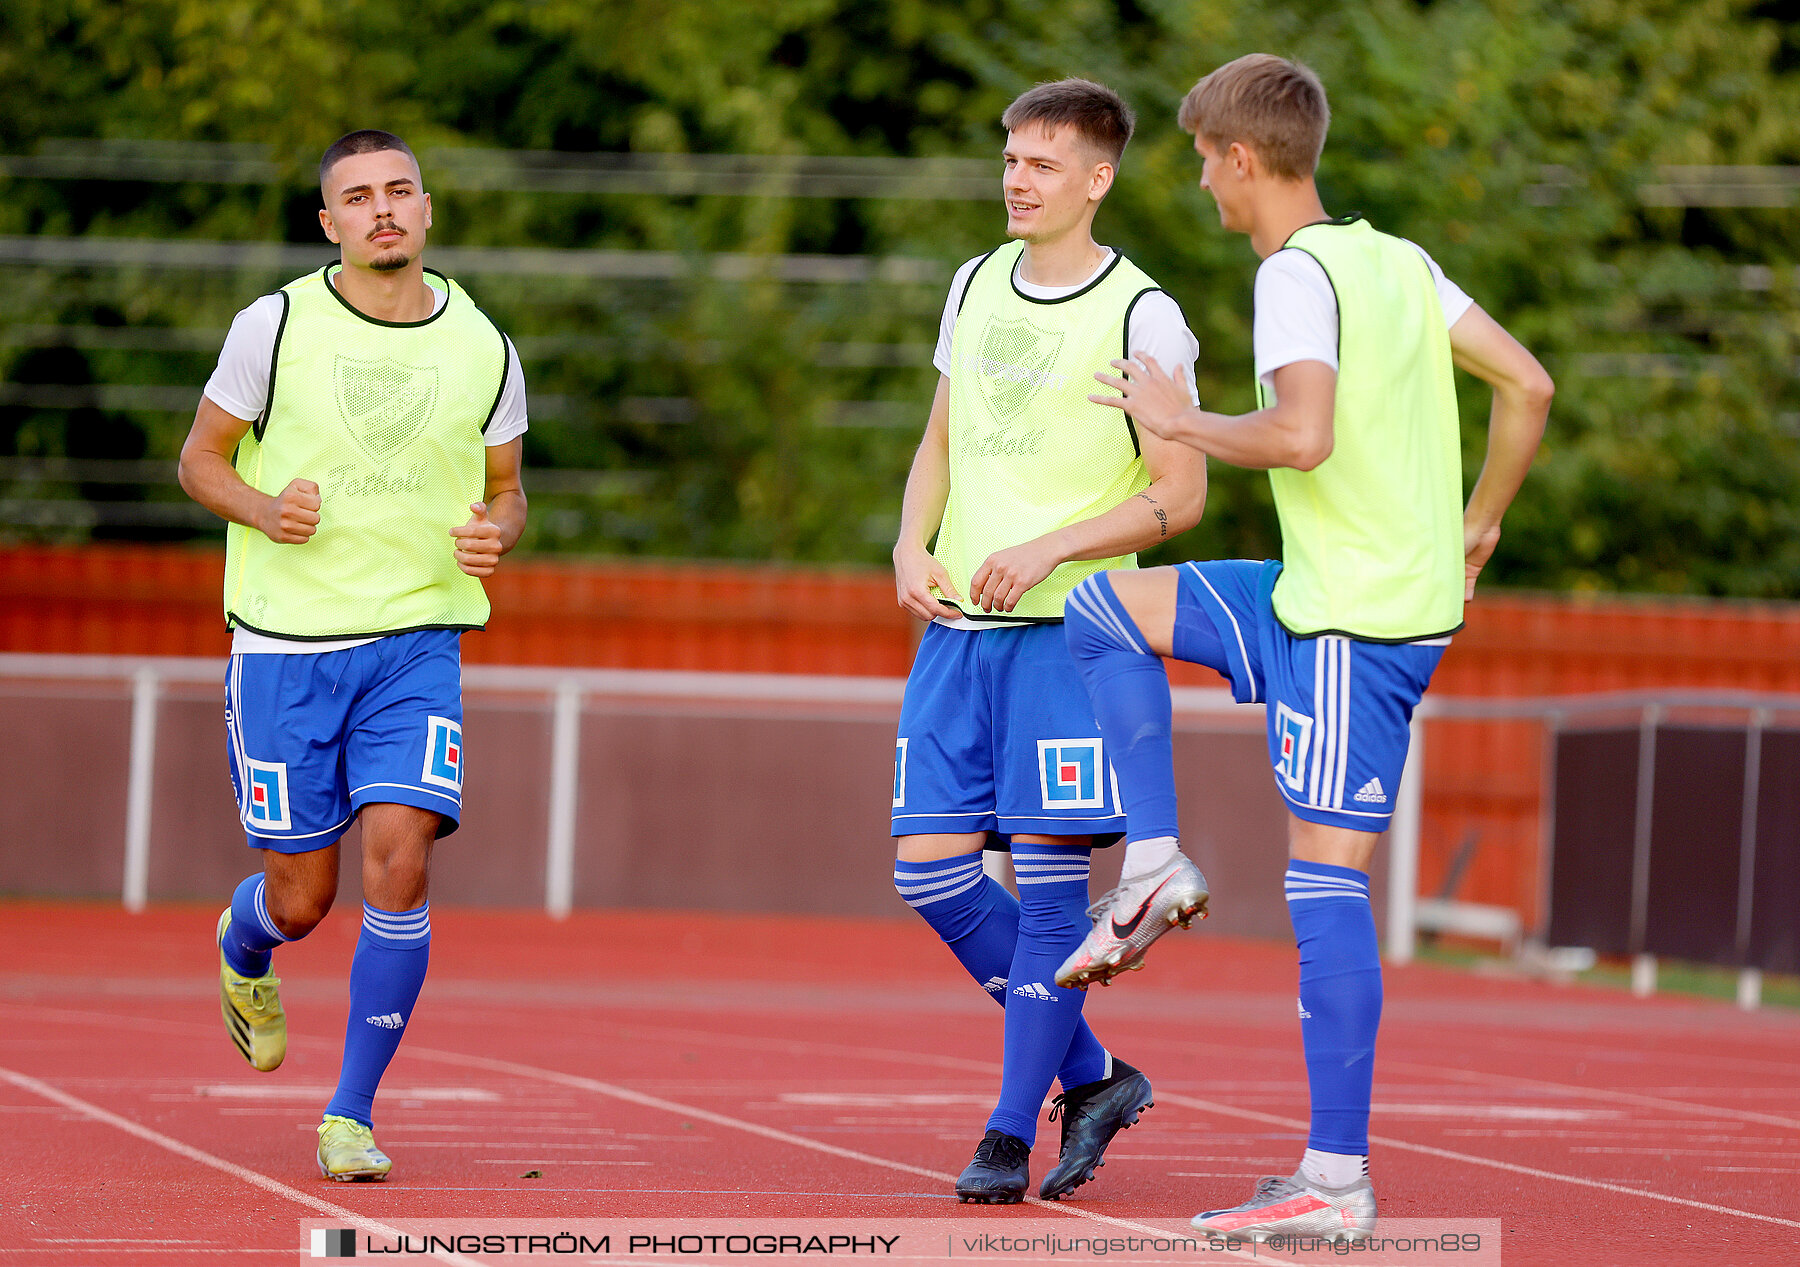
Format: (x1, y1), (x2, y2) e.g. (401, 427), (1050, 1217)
(937, 241), (1158, 621)
(1260, 219), (1464, 641)
(224, 266), (507, 639)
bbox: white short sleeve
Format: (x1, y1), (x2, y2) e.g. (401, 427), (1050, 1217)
(1252, 241), (1475, 387)
(202, 294), (285, 421)
(205, 290), (525, 444)
(932, 254), (989, 375)
(483, 338), (529, 445)
(1123, 291), (1202, 407)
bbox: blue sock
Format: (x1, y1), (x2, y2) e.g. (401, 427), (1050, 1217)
(1287, 862), (1382, 1154)
(222, 873), (293, 977)
(324, 902), (431, 1128)
(1065, 574), (1179, 843)
(895, 856), (1108, 1093)
(988, 844), (1096, 1144)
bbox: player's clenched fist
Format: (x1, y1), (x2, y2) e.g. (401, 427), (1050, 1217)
(261, 478), (321, 544)
(451, 502), (504, 577)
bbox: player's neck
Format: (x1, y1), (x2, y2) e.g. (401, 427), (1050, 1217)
(1017, 230), (1108, 288)
(330, 258), (436, 323)
(1249, 181), (1331, 259)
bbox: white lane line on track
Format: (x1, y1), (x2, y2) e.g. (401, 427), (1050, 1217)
(0, 1065), (488, 1267)
(1148, 1090), (1800, 1231)
(11, 997), (1799, 1232)
(402, 1045), (1300, 1267)
(1380, 1057), (1800, 1132)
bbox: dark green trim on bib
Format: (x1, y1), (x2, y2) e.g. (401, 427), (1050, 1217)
(1008, 249), (1126, 305)
(322, 264), (455, 329)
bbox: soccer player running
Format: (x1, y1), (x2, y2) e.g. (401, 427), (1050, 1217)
(178, 130), (528, 1181)
(1055, 57), (1552, 1240)
(891, 79), (1209, 1204)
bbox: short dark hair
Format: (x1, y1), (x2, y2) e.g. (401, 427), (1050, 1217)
(1000, 78), (1135, 168)
(1178, 55), (1329, 181)
(319, 129), (418, 191)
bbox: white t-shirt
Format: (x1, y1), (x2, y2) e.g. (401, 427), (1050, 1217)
(1252, 240), (1472, 388)
(205, 281), (528, 654)
(931, 248), (1201, 629)
(935, 248), (1202, 403)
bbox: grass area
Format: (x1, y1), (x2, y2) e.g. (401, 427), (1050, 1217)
(1413, 940), (1800, 1010)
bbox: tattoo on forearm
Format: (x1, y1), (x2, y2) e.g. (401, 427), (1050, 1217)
(1135, 491), (1169, 538)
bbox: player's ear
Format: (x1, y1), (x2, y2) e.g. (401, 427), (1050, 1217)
(1089, 161), (1116, 202)
(318, 208), (339, 244)
(423, 191), (432, 230)
(1226, 141), (1254, 181)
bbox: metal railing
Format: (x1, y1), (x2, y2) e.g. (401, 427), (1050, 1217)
(5, 651), (1796, 998)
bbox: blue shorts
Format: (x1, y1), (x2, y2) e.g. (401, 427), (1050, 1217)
(1175, 560), (1445, 832)
(892, 621), (1125, 840)
(224, 629), (465, 852)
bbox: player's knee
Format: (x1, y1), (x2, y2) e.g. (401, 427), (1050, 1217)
(265, 888), (332, 939)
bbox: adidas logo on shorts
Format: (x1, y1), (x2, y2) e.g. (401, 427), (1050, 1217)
(364, 1012), (405, 1029)
(1011, 982), (1057, 1001)
(1353, 777), (1388, 805)
(983, 976), (1008, 994)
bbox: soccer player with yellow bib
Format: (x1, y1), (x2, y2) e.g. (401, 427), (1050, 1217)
(889, 79), (1209, 1203)
(178, 130), (528, 1181)
(1058, 57), (1553, 1241)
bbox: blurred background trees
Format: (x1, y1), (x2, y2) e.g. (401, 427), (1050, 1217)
(2, 0), (1797, 594)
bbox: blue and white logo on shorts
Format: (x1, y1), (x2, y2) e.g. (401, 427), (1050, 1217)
(893, 738), (908, 808)
(244, 758), (291, 831)
(1274, 702), (1313, 793)
(1038, 738), (1105, 810)
(421, 716), (463, 792)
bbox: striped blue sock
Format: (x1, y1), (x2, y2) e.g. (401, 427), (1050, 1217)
(988, 844), (1096, 1144)
(1065, 574), (1180, 843)
(1286, 861), (1382, 1154)
(222, 873), (293, 977)
(894, 856), (1107, 1093)
(324, 902), (431, 1129)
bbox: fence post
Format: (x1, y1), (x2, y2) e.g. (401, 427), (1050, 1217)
(1386, 710), (1426, 964)
(544, 680), (582, 919)
(122, 666), (159, 912)
(1626, 703), (1661, 974)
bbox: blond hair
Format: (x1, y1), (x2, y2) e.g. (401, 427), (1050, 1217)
(1001, 78), (1136, 168)
(1177, 55), (1328, 180)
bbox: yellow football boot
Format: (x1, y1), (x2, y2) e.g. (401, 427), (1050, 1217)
(216, 908), (286, 1072)
(317, 1115), (392, 1181)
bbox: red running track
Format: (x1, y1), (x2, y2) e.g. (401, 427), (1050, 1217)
(1, 902), (1797, 1266)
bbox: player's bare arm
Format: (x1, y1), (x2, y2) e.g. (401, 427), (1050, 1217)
(967, 428), (1206, 613)
(450, 437), (528, 577)
(178, 395), (320, 544)
(1090, 353), (1337, 471)
(892, 375), (964, 621)
(1447, 303), (1553, 599)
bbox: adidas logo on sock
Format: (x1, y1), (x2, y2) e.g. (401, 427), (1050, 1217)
(982, 976), (1008, 994)
(364, 1012), (405, 1029)
(1297, 998), (1313, 1020)
(1011, 982), (1057, 1001)
(1353, 777), (1387, 804)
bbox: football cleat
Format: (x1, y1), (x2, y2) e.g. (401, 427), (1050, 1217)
(216, 908), (286, 1072)
(317, 1115), (392, 1182)
(1191, 1171), (1376, 1243)
(1056, 853), (1209, 989)
(955, 1130), (1030, 1204)
(1038, 1058), (1153, 1199)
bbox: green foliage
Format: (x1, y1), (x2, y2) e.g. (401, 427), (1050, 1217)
(1, 0), (1798, 594)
